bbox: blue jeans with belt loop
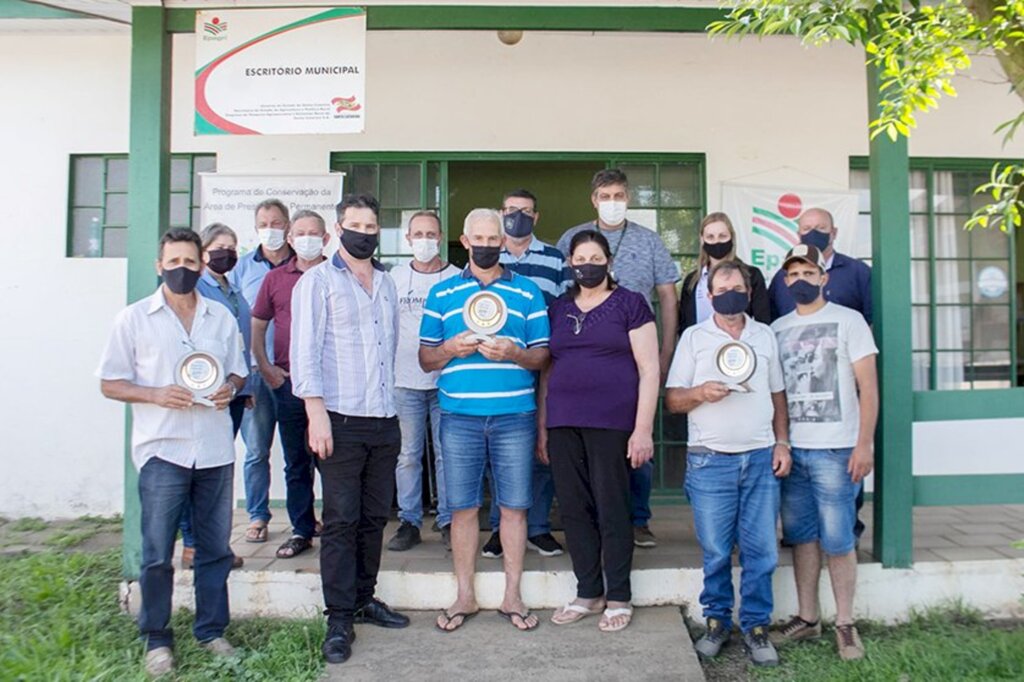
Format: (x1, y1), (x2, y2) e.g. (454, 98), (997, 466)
(684, 446), (780, 632)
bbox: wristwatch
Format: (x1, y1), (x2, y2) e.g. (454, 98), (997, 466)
(775, 440), (791, 449)
(228, 382), (238, 400)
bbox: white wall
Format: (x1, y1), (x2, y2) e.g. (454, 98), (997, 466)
(1, 26), (1021, 517)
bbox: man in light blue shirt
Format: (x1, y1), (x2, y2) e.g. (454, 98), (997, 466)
(420, 208), (550, 633)
(229, 199), (293, 544)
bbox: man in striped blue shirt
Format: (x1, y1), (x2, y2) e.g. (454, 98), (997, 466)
(290, 194), (409, 664)
(420, 208), (550, 633)
(483, 189), (570, 560)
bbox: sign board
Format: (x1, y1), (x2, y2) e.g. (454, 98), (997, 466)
(195, 7), (366, 135)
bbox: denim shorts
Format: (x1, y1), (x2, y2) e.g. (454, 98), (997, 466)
(780, 447), (861, 556)
(440, 411), (535, 512)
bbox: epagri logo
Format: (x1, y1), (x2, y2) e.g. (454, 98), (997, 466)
(749, 193), (802, 272)
(203, 17), (227, 40)
(331, 96), (362, 115)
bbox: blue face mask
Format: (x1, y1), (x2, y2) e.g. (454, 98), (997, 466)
(711, 289), (749, 316)
(788, 279), (822, 305)
(800, 229), (831, 252)
(503, 210), (534, 239)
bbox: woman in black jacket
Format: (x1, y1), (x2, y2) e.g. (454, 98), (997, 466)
(679, 211), (771, 332)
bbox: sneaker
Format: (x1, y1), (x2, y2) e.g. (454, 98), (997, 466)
(199, 637), (236, 657)
(633, 525), (657, 548)
(743, 625), (780, 667)
(772, 615), (822, 645)
(694, 617), (731, 659)
(144, 646), (174, 677)
(440, 525), (451, 551)
(835, 624), (865, 661)
(527, 533), (564, 557)
(387, 522), (421, 552)
(481, 531), (503, 558)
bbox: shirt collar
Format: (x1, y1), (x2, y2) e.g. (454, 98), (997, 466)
(703, 313), (755, 339)
(331, 251), (386, 272)
(284, 256), (302, 273)
(826, 251), (852, 271)
(460, 265), (513, 282)
(254, 246), (294, 267)
(146, 285), (210, 317)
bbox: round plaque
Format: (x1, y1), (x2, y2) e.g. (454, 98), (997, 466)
(715, 340), (756, 391)
(174, 350), (224, 402)
(463, 290), (508, 338)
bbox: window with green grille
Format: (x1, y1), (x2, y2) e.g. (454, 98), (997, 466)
(851, 159), (1020, 390)
(67, 154), (216, 258)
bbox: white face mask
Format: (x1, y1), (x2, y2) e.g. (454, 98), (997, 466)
(257, 227), (286, 251)
(411, 238), (440, 263)
(597, 200), (627, 226)
(292, 235), (324, 261)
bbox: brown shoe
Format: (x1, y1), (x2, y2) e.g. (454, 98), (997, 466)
(232, 553), (244, 569)
(771, 615), (821, 645)
(835, 623), (865, 661)
(181, 547), (195, 569)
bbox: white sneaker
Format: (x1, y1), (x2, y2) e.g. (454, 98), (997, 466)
(200, 637), (237, 657)
(144, 646), (174, 677)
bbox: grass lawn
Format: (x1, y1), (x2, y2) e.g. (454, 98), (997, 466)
(0, 548), (325, 681)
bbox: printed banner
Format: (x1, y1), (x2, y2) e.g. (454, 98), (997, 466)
(195, 8), (366, 135)
(198, 174), (344, 253)
(722, 184), (864, 281)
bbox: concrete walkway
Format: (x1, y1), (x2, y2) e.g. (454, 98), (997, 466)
(321, 607), (704, 682)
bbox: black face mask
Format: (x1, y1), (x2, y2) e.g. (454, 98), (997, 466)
(788, 279), (822, 305)
(206, 248), (238, 275)
(572, 263), (609, 289)
(800, 229), (831, 252)
(702, 239), (733, 260)
(162, 266), (201, 295)
(711, 289), (749, 316)
(341, 229), (379, 260)
(470, 245), (501, 269)
(503, 210), (535, 239)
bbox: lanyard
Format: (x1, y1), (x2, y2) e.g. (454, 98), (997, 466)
(599, 220), (630, 260)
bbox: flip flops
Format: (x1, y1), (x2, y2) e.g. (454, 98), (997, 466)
(551, 602), (605, 625)
(498, 609), (540, 631)
(244, 521), (268, 543)
(435, 610), (478, 633)
(598, 606), (634, 633)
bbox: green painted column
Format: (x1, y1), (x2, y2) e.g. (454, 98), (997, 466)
(866, 62), (914, 568)
(123, 6), (172, 579)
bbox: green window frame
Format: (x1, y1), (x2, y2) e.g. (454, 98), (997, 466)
(329, 152), (706, 500)
(851, 157), (1019, 391)
(67, 153), (215, 258)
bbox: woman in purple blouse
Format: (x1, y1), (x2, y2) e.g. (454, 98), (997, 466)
(538, 230), (659, 633)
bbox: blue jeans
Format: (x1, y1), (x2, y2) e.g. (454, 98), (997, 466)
(487, 457), (554, 537)
(685, 447), (780, 633)
(139, 458), (234, 650)
(275, 379), (317, 539)
(630, 460), (653, 527)
(781, 448), (860, 556)
(395, 388), (449, 528)
(242, 375), (277, 523)
(442, 412), (535, 512)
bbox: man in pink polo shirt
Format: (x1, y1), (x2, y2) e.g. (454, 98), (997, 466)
(251, 209), (329, 559)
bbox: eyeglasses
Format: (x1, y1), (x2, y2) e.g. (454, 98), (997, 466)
(567, 313), (587, 335)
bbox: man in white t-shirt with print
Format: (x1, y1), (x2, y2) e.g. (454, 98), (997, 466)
(387, 211), (460, 552)
(769, 243), (878, 662)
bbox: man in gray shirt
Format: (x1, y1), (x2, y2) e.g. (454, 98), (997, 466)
(557, 168), (680, 548)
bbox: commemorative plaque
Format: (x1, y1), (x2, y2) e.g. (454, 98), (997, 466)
(715, 340), (756, 392)
(463, 290), (508, 343)
(174, 350), (224, 407)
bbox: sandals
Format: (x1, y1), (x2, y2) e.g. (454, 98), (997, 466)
(244, 522), (268, 543)
(498, 609), (540, 631)
(276, 535), (312, 559)
(551, 601), (605, 625)
(435, 610), (478, 632)
(598, 606), (634, 633)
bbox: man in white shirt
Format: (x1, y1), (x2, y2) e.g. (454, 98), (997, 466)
(665, 260), (791, 668)
(97, 228), (248, 677)
(387, 211), (459, 552)
(290, 194), (409, 665)
(769, 244), (878, 662)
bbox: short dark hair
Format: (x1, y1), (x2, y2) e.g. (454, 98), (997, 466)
(254, 198), (289, 222)
(567, 229), (617, 298)
(502, 188), (538, 210)
(708, 260), (751, 291)
(407, 210), (442, 232)
(336, 193), (380, 222)
(158, 227), (202, 260)
(591, 168), (629, 193)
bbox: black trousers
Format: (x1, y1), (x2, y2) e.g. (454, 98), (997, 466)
(318, 413), (400, 623)
(548, 427), (634, 602)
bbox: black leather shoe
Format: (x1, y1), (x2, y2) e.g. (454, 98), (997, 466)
(322, 622), (356, 664)
(353, 598), (410, 629)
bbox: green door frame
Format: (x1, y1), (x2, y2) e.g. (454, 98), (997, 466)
(123, 4), (925, 575)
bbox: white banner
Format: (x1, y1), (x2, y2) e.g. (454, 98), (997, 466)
(198, 173), (344, 253)
(721, 183), (864, 281)
(195, 8), (366, 135)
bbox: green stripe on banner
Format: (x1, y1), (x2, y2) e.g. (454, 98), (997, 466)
(752, 226), (793, 252)
(752, 206), (797, 231)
